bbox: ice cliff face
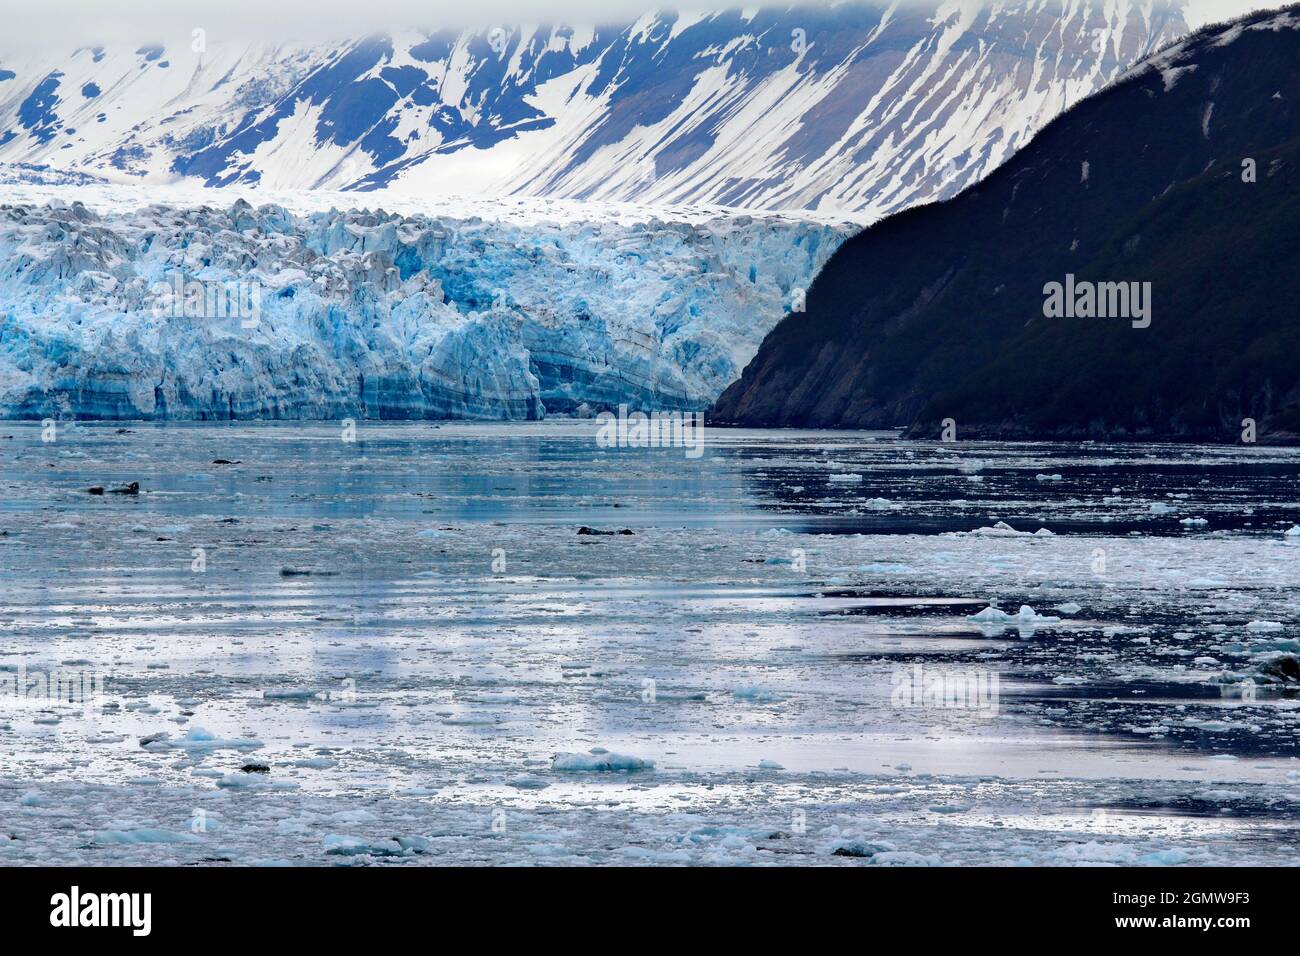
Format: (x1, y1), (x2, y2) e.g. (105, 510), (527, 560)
(0, 1), (1201, 218)
(0, 197), (847, 420)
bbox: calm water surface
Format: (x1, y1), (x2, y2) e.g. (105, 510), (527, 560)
(1, 422), (1298, 864)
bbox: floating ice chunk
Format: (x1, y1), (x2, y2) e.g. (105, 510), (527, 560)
(1055, 602), (1083, 615)
(1138, 848), (1190, 866)
(1035, 474), (1063, 482)
(323, 835), (409, 857)
(951, 521), (1053, 538)
(507, 775), (551, 789)
(1179, 517), (1208, 526)
(969, 605), (1061, 626)
(733, 686), (785, 702)
(1285, 525), (1300, 537)
(827, 473), (864, 483)
(830, 840), (893, 859)
(150, 727), (264, 752)
(464, 692), (522, 704)
(864, 498), (896, 510)
(262, 688), (318, 700)
(329, 809), (377, 824)
(92, 828), (203, 845)
(441, 714), (500, 726)
(974, 521), (1021, 536)
(757, 759), (785, 770)
(215, 773), (299, 790)
(1246, 621), (1284, 632)
(551, 750), (655, 772)
(872, 850), (941, 866)
(1182, 718), (1233, 731)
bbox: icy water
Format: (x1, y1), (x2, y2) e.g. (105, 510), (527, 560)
(2, 421), (1299, 865)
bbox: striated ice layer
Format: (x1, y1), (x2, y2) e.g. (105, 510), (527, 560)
(0, 196), (849, 420)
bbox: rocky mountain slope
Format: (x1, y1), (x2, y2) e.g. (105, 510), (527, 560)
(712, 6), (1300, 441)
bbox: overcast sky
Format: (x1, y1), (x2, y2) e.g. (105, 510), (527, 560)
(0, 0), (1279, 48)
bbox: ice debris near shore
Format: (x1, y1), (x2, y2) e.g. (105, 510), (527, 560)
(0, 198), (848, 420)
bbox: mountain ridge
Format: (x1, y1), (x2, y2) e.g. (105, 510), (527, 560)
(710, 4), (1300, 442)
(0, 2), (1195, 218)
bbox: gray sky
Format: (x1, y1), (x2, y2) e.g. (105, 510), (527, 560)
(1184, 0), (1275, 26)
(0, 0), (1279, 48)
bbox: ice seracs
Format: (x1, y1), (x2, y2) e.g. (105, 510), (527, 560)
(0, 197), (846, 420)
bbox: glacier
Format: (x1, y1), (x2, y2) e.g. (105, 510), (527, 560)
(0, 192), (849, 420)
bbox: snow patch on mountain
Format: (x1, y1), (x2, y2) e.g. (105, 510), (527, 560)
(0, 2), (1205, 218)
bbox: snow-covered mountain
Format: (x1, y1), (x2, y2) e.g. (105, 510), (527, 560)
(0, 1), (1199, 218)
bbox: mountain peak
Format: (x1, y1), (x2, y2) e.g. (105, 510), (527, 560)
(0, 2), (1197, 217)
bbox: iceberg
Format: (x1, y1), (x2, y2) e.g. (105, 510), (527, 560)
(551, 750), (655, 772)
(969, 605), (1062, 626)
